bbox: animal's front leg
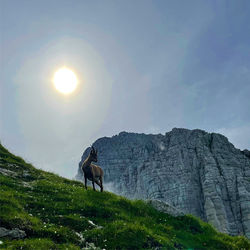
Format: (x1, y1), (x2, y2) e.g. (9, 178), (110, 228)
(84, 175), (87, 190)
(92, 180), (96, 191)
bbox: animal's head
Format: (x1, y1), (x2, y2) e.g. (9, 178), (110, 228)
(89, 146), (98, 162)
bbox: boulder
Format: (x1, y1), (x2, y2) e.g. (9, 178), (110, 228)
(0, 227), (26, 239)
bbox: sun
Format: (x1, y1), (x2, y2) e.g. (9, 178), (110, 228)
(53, 67), (78, 94)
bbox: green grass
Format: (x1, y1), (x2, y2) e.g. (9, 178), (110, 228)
(0, 143), (249, 249)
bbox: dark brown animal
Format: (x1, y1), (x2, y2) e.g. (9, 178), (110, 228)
(81, 146), (103, 192)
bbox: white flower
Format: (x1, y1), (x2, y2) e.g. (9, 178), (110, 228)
(88, 220), (103, 229)
(0, 240), (3, 245)
(88, 220), (95, 226)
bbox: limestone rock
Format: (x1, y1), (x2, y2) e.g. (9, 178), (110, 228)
(0, 227), (26, 239)
(242, 149), (250, 159)
(0, 167), (17, 177)
(76, 128), (250, 238)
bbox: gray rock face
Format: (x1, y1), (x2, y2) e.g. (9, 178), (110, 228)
(242, 149), (250, 159)
(76, 128), (250, 238)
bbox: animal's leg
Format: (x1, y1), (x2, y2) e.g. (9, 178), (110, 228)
(91, 168), (96, 191)
(94, 179), (101, 187)
(94, 179), (103, 192)
(100, 176), (103, 192)
(84, 175), (87, 190)
(92, 179), (96, 191)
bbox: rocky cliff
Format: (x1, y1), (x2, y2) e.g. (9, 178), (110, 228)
(76, 128), (250, 238)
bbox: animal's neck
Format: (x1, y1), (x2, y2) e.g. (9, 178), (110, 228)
(82, 155), (92, 168)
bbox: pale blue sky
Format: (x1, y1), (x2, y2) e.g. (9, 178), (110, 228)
(1, 0), (250, 178)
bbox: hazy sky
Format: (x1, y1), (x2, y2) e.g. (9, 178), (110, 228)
(1, 0), (250, 178)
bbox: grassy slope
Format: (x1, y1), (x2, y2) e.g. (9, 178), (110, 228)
(0, 144), (249, 250)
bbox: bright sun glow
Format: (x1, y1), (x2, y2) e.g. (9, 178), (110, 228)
(53, 67), (78, 94)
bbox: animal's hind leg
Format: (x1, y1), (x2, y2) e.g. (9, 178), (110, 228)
(100, 176), (103, 192)
(94, 180), (101, 186)
(95, 177), (103, 192)
(95, 180), (101, 187)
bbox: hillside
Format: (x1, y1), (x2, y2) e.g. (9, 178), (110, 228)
(1, 144), (250, 249)
(77, 128), (250, 238)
